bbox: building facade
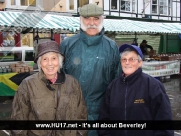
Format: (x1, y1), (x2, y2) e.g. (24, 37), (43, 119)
(0, 0), (102, 14)
(0, 0), (180, 21)
(104, 0), (180, 21)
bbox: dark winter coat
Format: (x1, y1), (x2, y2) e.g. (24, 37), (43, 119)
(98, 68), (174, 136)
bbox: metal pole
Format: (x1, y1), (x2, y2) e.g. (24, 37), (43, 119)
(171, 0), (173, 21)
(166, 34), (168, 53)
(180, 0), (181, 21)
(51, 29), (54, 40)
(77, 0), (79, 15)
(109, 0), (111, 15)
(136, 0), (138, 17)
(119, 0), (120, 16)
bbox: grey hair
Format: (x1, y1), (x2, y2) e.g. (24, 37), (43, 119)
(120, 48), (142, 62)
(37, 53), (64, 72)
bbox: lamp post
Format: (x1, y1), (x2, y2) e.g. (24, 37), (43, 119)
(180, 0), (181, 21)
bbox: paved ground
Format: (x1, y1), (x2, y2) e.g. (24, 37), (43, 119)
(0, 75), (181, 135)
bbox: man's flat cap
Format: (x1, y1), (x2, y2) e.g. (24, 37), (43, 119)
(79, 3), (103, 17)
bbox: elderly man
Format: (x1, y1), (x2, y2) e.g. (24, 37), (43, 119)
(60, 3), (121, 136)
(98, 44), (173, 136)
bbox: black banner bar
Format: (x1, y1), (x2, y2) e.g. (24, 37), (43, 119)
(0, 120), (181, 130)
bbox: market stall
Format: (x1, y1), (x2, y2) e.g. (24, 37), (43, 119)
(1, 11), (181, 96)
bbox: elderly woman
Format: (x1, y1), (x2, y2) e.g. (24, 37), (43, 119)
(98, 44), (173, 136)
(10, 41), (87, 136)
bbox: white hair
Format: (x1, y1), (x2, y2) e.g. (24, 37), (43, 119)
(80, 16), (104, 33)
(37, 53), (64, 72)
(120, 48), (142, 62)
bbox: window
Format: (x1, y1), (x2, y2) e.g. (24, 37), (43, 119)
(152, 0), (170, 15)
(120, 0), (130, 11)
(21, 0), (28, 6)
(25, 51), (34, 61)
(111, 0), (117, 10)
(132, 0), (135, 12)
(11, 0), (16, 5)
(168, 0), (171, 15)
(152, 0), (158, 14)
(0, 51), (22, 62)
(29, 0), (36, 6)
(159, 0), (167, 14)
(20, 0), (36, 6)
(69, 0), (74, 10)
(78, 0), (88, 7)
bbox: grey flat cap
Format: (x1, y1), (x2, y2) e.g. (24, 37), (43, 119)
(79, 3), (103, 17)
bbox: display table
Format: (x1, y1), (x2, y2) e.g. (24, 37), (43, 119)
(142, 60), (180, 77)
(0, 73), (18, 96)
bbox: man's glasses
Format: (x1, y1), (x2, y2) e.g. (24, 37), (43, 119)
(121, 58), (139, 63)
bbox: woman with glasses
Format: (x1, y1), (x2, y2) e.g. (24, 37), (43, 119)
(98, 44), (173, 136)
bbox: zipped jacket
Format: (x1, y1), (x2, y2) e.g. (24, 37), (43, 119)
(98, 68), (174, 136)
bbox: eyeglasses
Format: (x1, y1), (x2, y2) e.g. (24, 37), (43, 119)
(121, 58), (139, 63)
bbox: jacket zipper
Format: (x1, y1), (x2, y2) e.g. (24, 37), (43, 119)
(124, 77), (128, 136)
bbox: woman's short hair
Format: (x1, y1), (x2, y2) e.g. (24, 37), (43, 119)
(37, 53), (64, 72)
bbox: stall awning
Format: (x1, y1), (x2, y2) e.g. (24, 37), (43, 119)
(0, 11), (80, 33)
(104, 19), (181, 34)
(0, 11), (181, 34)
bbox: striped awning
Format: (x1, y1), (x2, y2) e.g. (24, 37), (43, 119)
(0, 11), (181, 34)
(0, 11), (80, 33)
(103, 19), (181, 34)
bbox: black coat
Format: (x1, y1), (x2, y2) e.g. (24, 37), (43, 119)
(140, 44), (153, 55)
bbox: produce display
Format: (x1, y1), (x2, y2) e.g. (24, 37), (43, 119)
(0, 62), (33, 73)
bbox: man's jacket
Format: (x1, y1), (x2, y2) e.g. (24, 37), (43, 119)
(60, 28), (121, 121)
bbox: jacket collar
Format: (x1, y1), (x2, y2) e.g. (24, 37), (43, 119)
(80, 28), (104, 46)
(120, 68), (142, 85)
(40, 69), (66, 85)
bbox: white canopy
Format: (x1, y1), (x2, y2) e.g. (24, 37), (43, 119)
(0, 11), (181, 34)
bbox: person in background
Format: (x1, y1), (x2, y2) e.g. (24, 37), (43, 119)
(98, 44), (173, 136)
(131, 38), (138, 46)
(10, 41), (87, 136)
(140, 40), (153, 56)
(60, 3), (121, 136)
